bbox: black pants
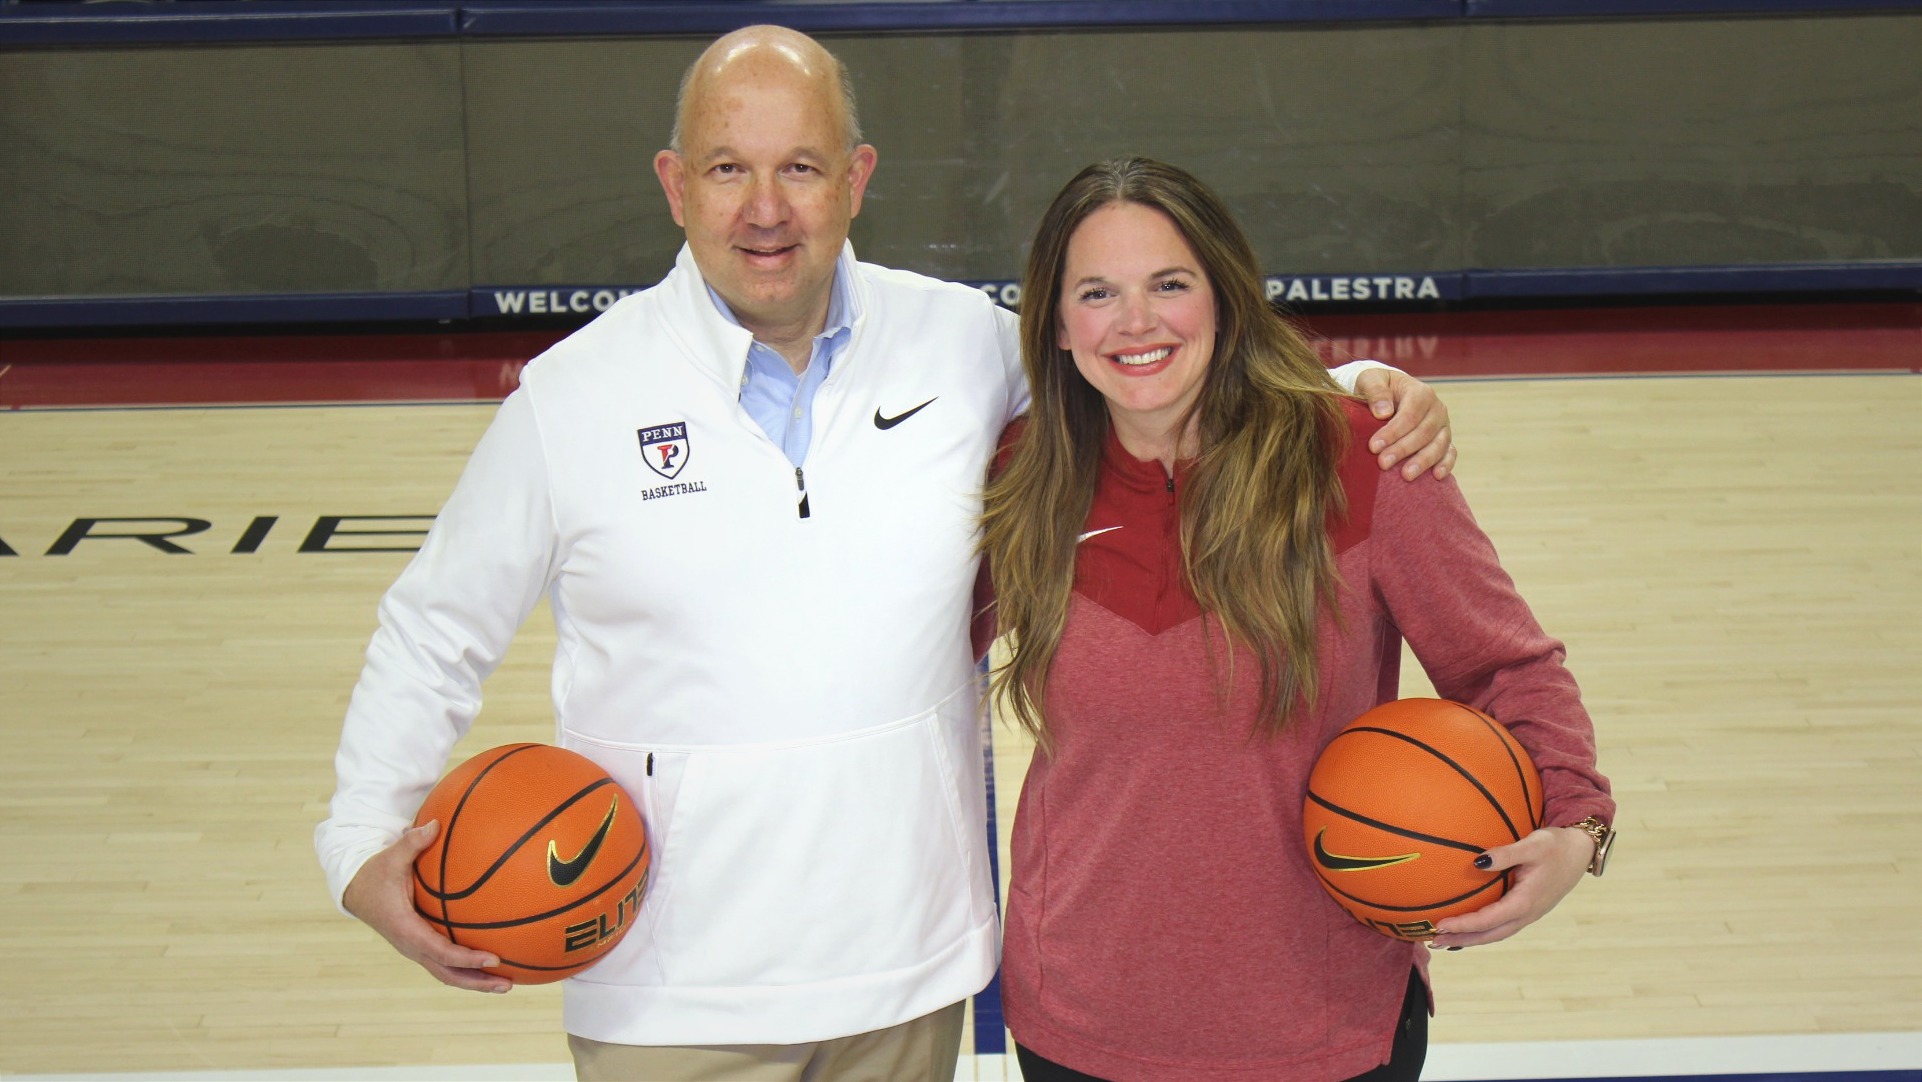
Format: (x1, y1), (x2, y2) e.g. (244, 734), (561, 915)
(1014, 967), (1428, 1082)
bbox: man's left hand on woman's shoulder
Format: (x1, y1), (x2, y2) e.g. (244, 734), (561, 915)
(1352, 368), (1455, 481)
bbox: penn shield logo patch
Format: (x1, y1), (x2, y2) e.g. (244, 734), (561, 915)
(638, 422), (690, 480)
(1311, 829), (1420, 872)
(547, 796), (620, 887)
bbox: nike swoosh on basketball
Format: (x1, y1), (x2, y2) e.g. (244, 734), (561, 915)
(1077, 526), (1122, 544)
(548, 797), (619, 888)
(1311, 829), (1420, 872)
(874, 397), (937, 429)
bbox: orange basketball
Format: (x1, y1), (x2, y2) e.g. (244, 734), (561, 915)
(1303, 698), (1542, 942)
(412, 743), (649, 983)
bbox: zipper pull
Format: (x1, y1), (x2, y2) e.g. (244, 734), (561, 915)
(796, 466), (811, 519)
(646, 752), (654, 776)
(1166, 474), (1176, 495)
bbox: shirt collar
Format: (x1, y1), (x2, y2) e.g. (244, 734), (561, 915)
(663, 240), (863, 394)
(1103, 424), (1192, 493)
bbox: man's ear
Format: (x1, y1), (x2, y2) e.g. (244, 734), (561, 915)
(654, 149), (688, 227)
(846, 144), (878, 218)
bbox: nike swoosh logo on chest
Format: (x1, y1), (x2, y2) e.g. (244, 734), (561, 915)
(874, 397), (938, 429)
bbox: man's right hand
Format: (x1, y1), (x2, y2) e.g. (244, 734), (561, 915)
(342, 820), (514, 993)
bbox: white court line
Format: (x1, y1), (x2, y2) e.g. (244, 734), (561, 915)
(1420, 1031), (1922, 1079)
(0, 1069), (575, 1082)
(7, 1033), (1920, 1082)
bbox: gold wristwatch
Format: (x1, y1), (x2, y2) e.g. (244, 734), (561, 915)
(1573, 816), (1615, 876)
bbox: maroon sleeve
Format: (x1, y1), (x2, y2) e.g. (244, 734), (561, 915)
(969, 557), (996, 664)
(971, 421), (1026, 662)
(1368, 470), (1615, 827)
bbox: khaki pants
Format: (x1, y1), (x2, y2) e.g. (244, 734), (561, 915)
(568, 1000), (966, 1082)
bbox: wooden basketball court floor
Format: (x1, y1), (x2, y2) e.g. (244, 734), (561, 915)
(2, 303), (1918, 1081)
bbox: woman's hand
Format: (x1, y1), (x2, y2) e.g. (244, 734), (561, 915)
(1427, 825), (1593, 949)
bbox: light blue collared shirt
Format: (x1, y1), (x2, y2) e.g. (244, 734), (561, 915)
(707, 273), (855, 468)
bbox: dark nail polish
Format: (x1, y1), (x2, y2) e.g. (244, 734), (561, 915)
(1447, 946), (1463, 952)
(1473, 854), (1492, 870)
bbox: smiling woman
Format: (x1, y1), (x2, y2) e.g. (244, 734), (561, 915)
(981, 158), (1614, 1082)
(1055, 201), (1219, 468)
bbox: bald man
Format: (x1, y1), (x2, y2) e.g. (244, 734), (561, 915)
(318, 25), (1454, 1081)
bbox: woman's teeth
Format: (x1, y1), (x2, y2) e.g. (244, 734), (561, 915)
(1113, 347), (1171, 367)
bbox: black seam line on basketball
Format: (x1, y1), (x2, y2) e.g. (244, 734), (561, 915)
(873, 397), (936, 429)
(437, 744), (540, 933)
(413, 849), (648, 930)
(1342, 725), (1528, 843)
(1312, 866), (1506, 913)
(1445, 701), (1542, 834)
(1304, 791), (1485, 855)
(424, 744), (543, 897)
(423, 776), (620, 902)
(429, 742), (542, 945)
(547, 795), (618, 887)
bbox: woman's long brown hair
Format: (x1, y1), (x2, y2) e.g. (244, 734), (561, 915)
(981, 157), (1350, 747)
